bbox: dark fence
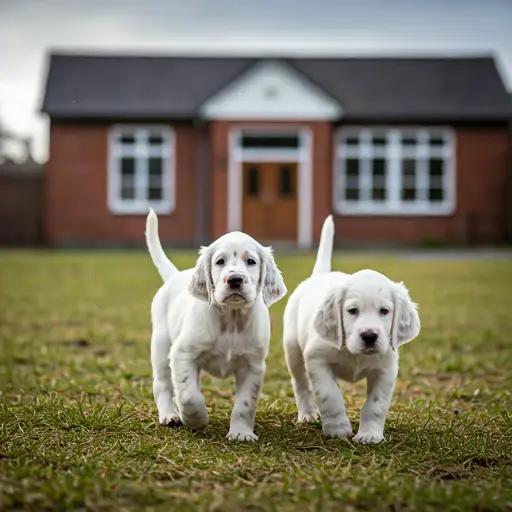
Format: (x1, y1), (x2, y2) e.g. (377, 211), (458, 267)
(0, 162), (44, 246)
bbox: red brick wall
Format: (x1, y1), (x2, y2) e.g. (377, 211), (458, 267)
(45, 123), (197, 245)
(310, 122), (333, 240)
(210, 121), (229, 240)
(331, 127), (511, 245)
(209, 120), (333, 240)
(45, 122), (510, 246)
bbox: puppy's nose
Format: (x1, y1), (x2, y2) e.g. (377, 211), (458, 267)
(227, 275), (244, 289)
(360, 330), (378, 346)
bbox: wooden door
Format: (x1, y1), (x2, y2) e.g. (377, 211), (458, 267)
(242, 162), (298, 241)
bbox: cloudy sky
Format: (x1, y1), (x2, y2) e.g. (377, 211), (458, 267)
(1, 0), (511, 161)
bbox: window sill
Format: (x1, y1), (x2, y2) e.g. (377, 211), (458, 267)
(334, 203), (455, 217)
(109, 201), (174, 216)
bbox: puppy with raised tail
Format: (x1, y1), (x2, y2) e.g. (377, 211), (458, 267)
(146, 209), (287, 442)
(283, 216), (420, 444)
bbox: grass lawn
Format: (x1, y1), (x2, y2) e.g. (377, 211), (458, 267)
(1, 250), (511, 511)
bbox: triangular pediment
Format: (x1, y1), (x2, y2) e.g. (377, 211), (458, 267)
(200, 60), (342, 120)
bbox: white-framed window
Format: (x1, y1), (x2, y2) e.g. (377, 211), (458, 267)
(108, 125), (175, 215)
(334, 127), (455, 215)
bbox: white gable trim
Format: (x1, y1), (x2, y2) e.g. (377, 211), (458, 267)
(200, 60), (342, 121)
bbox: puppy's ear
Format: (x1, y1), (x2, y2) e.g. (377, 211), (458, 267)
(313, 288), (344, 348)
(259, 247), (287, 307)
(391, 282), (421, 349)
(189, 245), (214, 304)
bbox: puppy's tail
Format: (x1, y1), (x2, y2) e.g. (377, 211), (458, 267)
(312, 215), (335, 275)
(145, 208), (179, 282)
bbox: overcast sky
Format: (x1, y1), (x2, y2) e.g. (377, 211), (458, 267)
(1, 0), (511, 161)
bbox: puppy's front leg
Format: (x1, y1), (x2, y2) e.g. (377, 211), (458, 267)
(305, 353), (353, 439)
(354, 367), (397, 444)
(170, 348), (209, 431)
(227, 360), (265, 442)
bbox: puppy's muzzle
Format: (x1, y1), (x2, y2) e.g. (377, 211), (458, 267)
(227, 274), (244, 290)
(360, 330), (378, 351)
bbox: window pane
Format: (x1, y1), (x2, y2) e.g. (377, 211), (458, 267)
(345, 188), (359, 200)
(346, 159), (359, 177)
(401, 159), (416, 201)
(402, 137), (416, 147)
(371, 158), (386, 201)
(121, 175), (135, 200)
(121, 187), (135, 200)
(246, 167), (259, 197)
(429, 188), (444, 202)
(148, 187), (163, 200)
(121, 157), (135, 176)
(402, 159), (416, 178)
(120, 134), (135, 145)
(372, 136), (386, 147)
(241, 135), (299, 149)
(149, 157), (163, 178)
(428, 158), (445, 202)
(429, 136), (445, 147)
(147, 158), (164, 201)
(344, 158), (360, 201)
(402, 189), (416, 201)
(372, 158), (385, 179)
(372, 189), (386, 201)
(149, 134), (164, 147)
(280, 166), (293, 197)
(429, 158), (444, 178)
(344, 136), (359, 146)
(120, 157), (136, 200)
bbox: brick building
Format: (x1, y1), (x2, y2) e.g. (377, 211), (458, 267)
(41, 53), (512, 247)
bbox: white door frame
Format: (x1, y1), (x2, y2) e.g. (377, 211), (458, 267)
(227, 127), (313, 248)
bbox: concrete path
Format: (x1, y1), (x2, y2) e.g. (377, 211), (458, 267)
(273, 246), (512, 260)
(397, 248), (512, 260)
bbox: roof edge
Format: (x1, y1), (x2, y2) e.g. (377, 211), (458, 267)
(44, 48), (499, 62)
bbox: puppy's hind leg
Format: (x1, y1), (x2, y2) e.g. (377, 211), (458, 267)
(284, 335), (319, 423)
(151, 290), (181, 427)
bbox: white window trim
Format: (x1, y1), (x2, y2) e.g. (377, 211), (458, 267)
(333, 126), (456, 216)
(108, 125), (176, 215)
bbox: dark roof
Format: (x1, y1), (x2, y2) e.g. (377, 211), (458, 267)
(41, 53), (512, 121)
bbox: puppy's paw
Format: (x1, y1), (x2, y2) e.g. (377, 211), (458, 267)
(323, 423), (353, 439)
(159, 414), (183, 428)
(227, 430), (258, 443)
(180, 407), (209, 431)
(353, 431), (385, 444)
(297, 411), (320, 423)
(159, 408), (183, 428)
(184, 417), (209, 432)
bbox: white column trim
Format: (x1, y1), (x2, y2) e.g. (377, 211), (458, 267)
(298, 129), (313, 248)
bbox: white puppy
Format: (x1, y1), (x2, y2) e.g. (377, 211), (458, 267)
(146, 209), (287, 442)
(283, 216), (420, 444)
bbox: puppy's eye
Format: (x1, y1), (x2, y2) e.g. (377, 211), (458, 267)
(380, 307), (390, 316)
(347, 307), (358, 315)
(247, 258), (256, 266)
(216, 258), (225, 266)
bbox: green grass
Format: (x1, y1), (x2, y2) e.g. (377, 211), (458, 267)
(1, 250), (511, 511)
